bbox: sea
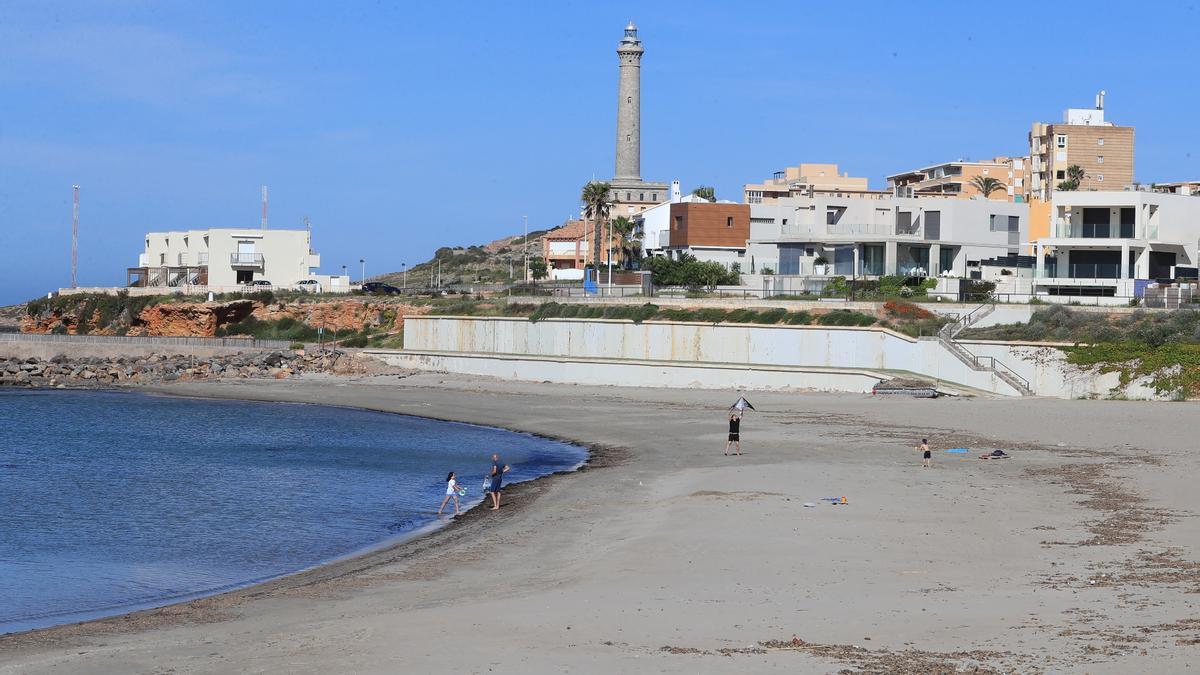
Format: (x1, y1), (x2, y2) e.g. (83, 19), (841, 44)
(0, 389), (586, 634)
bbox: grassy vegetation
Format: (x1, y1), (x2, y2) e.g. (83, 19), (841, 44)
(961, 306), (1200, 346)
(216, 315), (321, 341)
(1064, 343), (1200, 399)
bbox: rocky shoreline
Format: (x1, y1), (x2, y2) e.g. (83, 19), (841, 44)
(0, 349), (375, 388)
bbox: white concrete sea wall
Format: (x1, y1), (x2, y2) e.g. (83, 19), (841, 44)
(962, 341), (1166, 400)
(397, 316), (1026, 396)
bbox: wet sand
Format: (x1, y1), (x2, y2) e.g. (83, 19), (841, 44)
(2, 373), (1198, 673)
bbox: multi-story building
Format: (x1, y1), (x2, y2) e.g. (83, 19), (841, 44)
(127, 228), (323, 290)
(1028, 190), (1200, 299)
(743, 163), (882, 204)
(886, 157), (1029, 202)
(1152, 181), (1200, 196)
(541, 219), (590, 279)
(745, 196), (1028, 278)
(1028, 92), (1135, 201)
(660, 202), (751, 270)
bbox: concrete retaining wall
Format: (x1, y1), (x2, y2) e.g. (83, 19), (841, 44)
(377, 351), (888, 393)
(401, 316), (1024, 396)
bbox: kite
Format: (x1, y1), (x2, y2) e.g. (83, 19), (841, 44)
(729, 396), (756, 413)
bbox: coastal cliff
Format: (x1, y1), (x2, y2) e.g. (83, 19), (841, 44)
(21, 293), (428, 339)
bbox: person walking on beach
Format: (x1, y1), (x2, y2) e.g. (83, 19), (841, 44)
(917, 438), (931, 468)
(486, 453), (510, 511)
(438, 471), (463, 516)
(725, 412), (742, 456)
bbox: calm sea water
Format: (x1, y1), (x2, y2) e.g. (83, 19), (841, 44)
(0, 390), (585, 634)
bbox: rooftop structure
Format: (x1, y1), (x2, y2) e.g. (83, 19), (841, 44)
(744, 163), (881, 204)
(886, 157), (1028, 202)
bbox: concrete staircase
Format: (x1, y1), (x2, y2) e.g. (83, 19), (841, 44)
(936, 301), (1033, 396)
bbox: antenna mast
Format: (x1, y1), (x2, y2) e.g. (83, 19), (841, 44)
(71, 185), (80, 288)
(261, 185), (268, 230)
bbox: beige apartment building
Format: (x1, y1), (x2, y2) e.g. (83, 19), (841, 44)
(886, 157), (1029, 202)
(1028, 92), (1135, 201)
(128, 228), (324, 291)
(744, 163), (883, 204)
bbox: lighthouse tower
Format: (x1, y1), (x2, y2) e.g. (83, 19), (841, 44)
(615, 21), (643, 181)
(608, 21), (667, 217)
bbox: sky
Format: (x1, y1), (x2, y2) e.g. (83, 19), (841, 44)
(2, 0), (1198, 304)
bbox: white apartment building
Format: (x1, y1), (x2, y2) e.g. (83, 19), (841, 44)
(129, 228), (324, 290)
(745, 196), (1028, 277)
(1028, 190), (1200, 298)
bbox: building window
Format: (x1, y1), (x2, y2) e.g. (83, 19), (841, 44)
(651, 193), (657, 200)
(726, 217), (733, 227)
(626, 192), (631, 200)
(781, 218), (788, 226)
(639, 192), (644, 201)
(1097, 155), (1104, 164)
(673, 216), (682, 230)
(1097, 138), (1105, 146)
(1097, 174), (1104, 182)
(1056, 135), (1067, 148)
(1056, 170), (1065, 180)
(805, 248), (815, 256)
(626, 96), (632, 104)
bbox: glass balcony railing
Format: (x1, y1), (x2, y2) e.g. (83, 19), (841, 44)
(230, 253), (264, 266)
(1067, 263), (1121, 279)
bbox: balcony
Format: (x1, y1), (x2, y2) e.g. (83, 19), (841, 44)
(826, 223), (891, 236)
(230, 252), (264, 267)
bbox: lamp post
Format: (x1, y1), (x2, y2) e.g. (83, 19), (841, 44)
(342, 264), (347, 285)
(402, 263), (407, 290)
(523, 215), (529, 283)
(359, 258), (365, 284)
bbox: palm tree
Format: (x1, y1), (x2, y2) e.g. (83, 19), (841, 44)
(691, 186), (715, 202)
(580, 181), (612, 270)
(610, 216), (642, 268)
(1057, 165), (1086, 192)
(969, 175), (1006, 199)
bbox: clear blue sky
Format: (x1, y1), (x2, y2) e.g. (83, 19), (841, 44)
(2, 1), (1198, 304)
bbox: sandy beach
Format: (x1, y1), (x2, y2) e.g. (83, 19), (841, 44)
(2, 373), (1198, 674)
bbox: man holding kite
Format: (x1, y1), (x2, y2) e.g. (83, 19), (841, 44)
(725, 395), (755, 456)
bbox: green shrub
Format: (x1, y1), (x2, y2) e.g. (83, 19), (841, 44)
(816, 310), (877, 327)
(785, 311), (813, 325)
(752, 308), (788, 324)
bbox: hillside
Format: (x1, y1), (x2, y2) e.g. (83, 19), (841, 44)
(372, 228), (551, 287)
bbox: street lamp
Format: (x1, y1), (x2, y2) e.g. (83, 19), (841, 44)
(359, 258), (365, 284)
(402, 262), (407, 290)
(523, 215), (529, 283)
(342, 264), (347, 283)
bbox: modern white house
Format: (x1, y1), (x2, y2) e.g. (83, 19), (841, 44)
(128, 228), (333, 291)
(1026, 190), (1200, 298)
(744, 196), (1029, 277)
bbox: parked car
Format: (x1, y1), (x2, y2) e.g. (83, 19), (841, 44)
(246, 279), (273, 287)
(294, 279), (322, 293)
(360, 282), (402, 295)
